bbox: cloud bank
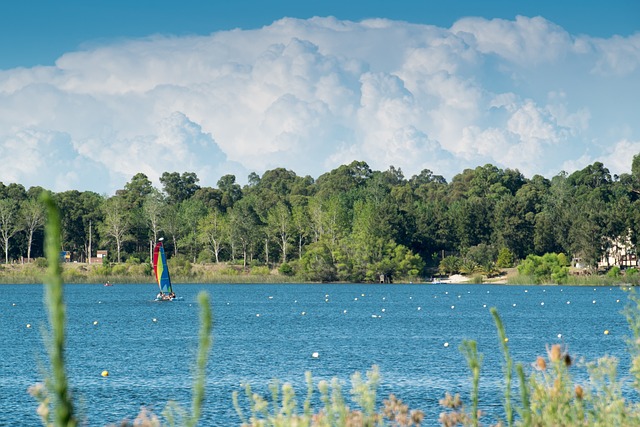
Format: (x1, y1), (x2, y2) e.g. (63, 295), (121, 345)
(0, 15), (638, 193)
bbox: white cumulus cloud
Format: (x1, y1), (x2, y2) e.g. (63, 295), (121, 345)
(0, 15), (638, 193)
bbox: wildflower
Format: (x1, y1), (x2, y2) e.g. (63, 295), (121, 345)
(548, 344), (562, 362)
(534, 355), (547, 371)
(411, 409), (425, 425)
(575, 384), (584, 399)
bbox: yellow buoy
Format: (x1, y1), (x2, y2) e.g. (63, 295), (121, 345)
(101, 370), (109, 377)
(504, 338), (509, 342)
(604, 330), (610, 335)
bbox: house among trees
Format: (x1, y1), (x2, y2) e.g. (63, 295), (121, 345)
(598, 234), (638, 269)
(89, 250), (108, 264)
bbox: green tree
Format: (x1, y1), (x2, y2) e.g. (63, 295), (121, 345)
(198, 210), (228, 263)
(21, 198), (46, 262)
(160, 171), (201, 204)
(179, 199), (208, 263)
(100, 196), (132, 263)
(0, 199), (21, 263)
(267, 202), (292, 263)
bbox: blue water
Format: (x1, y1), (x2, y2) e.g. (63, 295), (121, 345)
(0, 283), (634, 426)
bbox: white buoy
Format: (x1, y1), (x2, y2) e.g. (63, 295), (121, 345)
(256, 314), (260, 317)
(558, 333), (562, 338)
(312, 352), (319, 358)
(593, 300), (596, 304)
(451, 305), (455, 309)
(343, 310), (347, 314)
(417, 307), (422, 310)
(541, 302), (545, 306)
(93, 321), (98, 325)
(381, 308), (386, 312)
(567, 301), (570, 304)
(483, 304), (487, 308)
(617, 299), (620, 303)
(301, 311), (306, 315)
(354, 298), (358, 301)
(444, 342), (449, 347)
(26, 324), (31, 328)
(152, 318), (157, 322)
(513, 303), (516, 307)
(268, 296), (273, 299)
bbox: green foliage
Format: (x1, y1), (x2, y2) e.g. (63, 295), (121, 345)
(517, 253), (570, 284)
(439, 255), (461, 275)
(496, 247), (515, 268)
(250, 266), (270, 276)
(33, 257), (48, 268)
(278, 262), (294, 276)
(607, 266), (622, 278)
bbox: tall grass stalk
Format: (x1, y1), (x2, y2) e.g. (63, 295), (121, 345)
(459, 340), (481, 427)
(491, 307), (514, 427)
(42, 192), (77, 427)
(187, 291), (213, 427)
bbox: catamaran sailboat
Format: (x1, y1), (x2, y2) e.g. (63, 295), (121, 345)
(153, 238), (181, 301)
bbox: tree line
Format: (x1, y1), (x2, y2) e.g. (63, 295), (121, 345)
(1, 157), (639, 282)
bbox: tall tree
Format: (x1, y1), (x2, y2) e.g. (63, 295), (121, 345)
(267, 202), (292, 263)
(143, 189), (165, 244)
(0, 199), (21, 263)
(198, 210), (228, 263)
(100, 196), (132, 263)
(21, 198), (45, 262)
(160, 171), (201, 204)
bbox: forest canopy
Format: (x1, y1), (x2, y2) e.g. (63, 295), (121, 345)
(1, 157), (639, 283)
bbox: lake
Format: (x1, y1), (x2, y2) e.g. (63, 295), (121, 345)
(0, 283), (633, 426)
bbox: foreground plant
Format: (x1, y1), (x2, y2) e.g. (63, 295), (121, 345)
(234, 366), (424, 426)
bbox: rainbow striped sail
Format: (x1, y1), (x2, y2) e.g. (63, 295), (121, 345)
(153, 240), (173, 295)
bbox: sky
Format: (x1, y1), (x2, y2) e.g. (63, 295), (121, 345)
(0, 0), (639, 194)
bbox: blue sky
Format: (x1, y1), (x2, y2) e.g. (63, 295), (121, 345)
(2, 0), (637, 69)
(0, 0), (638, 194)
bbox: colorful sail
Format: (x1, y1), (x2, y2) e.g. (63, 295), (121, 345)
(153, 240), (173, 294)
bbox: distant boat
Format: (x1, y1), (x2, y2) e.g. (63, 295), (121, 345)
(153, 238), (180, 301)
(104, 281), (113, 287)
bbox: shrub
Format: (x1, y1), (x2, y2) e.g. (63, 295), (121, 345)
(111, 264), (128, 276)
(250, 266), (270, 276)
(439, 255), (461, 275)
(33, 257), (47, 268)
(496, 247), (515, 268)
(607, 266), (621, 278)
(517, 253), (569, 284)
(278, 262), (294, 276)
